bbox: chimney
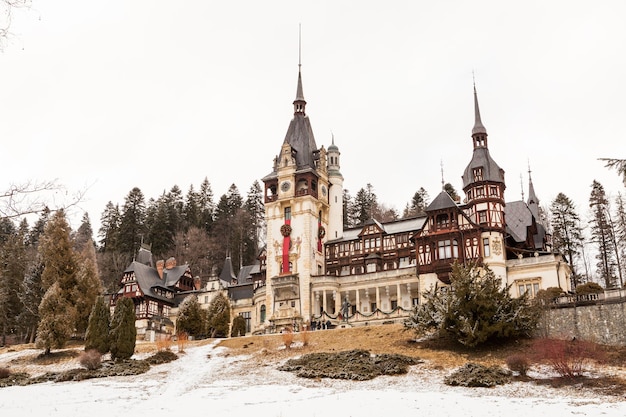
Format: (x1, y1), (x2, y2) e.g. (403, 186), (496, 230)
(156, 260), (165, 279)
(165, 257), (177, 269)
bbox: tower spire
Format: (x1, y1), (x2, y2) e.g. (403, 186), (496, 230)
(293, 24), (306, 114)
(471, 74), (488, 150)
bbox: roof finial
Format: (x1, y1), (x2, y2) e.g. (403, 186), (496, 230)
(520, 173), (525, 201)
(298, 23), (302, 70)
(440, 159), (445, 190)
(293, 24), (306, 113)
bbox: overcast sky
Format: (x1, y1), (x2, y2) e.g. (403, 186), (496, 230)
(1, 1), (624, 236)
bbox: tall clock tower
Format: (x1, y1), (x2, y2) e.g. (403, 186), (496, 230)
(261, 64), (337, 330)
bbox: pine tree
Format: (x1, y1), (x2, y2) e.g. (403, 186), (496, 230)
(74, 240), (103, 334)
(19, 259), (44, 344)
(213, 184), (244, 270)
(404, 261), (540, 347)
(343, 189), (354, 228)
(230, 315), (246, 337)
(243, 180), (265, 264)
(198, 177), (215, 233)
(183, 184), (201, 231)
(404, 187), (430, 217)
(550, 193), (584, 287)
(614, 193), (626, 287)
(176, 295), (206, 338)
(85, 296), (111, 354)
(73, 212), (94, 253)
(352, 184), (378, 225)
(589, 180), (618, 287)
(109, 297), (137, 360)
(117, 187), (147, 258)
(36, 283), (76, 354)
(0, 226), (27, 345)
(39, 210), (79, 300)
(207, 293), (230, 338)
(98, 202), (121, 252)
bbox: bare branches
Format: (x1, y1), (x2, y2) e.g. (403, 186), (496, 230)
(0, 0), (32, 49)
(1, 179), (87, 220)
(599, 158), (626, 186)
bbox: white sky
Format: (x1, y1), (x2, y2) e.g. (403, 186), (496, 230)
(1, 1), (625, 235)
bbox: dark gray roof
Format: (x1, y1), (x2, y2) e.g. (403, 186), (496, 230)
(228, 282), (253, 301)
(462, 147), (505, 189)
(123, 261), (190, 302)
(237, 263), (261, 282)
(504, 200), (531, 243)
(282, 114), (318, 170)
(219, 257), (237, 283)
(426, 191), (458, 212)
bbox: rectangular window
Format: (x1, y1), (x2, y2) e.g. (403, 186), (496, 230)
(284, 207), (291, 220)
(391, 300), (398, 310)
(473, 167), (483, 181)
(371, 302), (377, 312)
(483, 237), (490, 257)
(478, 211), (487, 224)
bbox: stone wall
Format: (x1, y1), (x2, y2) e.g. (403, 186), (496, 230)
(540, 300), (626, 346)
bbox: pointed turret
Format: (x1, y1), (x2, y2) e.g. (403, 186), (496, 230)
(527, 166), (540, 219)
(471, 85), (488, 148)
(293, 67), (306, 115)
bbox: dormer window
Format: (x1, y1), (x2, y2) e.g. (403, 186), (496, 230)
(473, 167), (483, 181)
(436, 213), (449, 229)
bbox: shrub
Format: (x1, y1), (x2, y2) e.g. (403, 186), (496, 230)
(156, 335), (172, 352)
(79, 349), (103, 370)
(576, 282), (604, 295)
(282, 330), (294, 349)
(532, 338), (606, 378)
(230, 315), (247, 337)
(300, 327), (310, 347)
(207, 293), (230, 338)
(109, 297), (137, 361)
(535, 287), (564, 305)
(0, 367), (11, 379)
(404, 261), (540, 347)
(444, 363), (511, 387)
(84, 296), (111, 354)
(176, 295), (206, 339)
(177, 332), (188, 352)
(505, 354), (531, 376)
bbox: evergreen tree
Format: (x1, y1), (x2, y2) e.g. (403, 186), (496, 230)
(109, 297), (137, 360)
(243, 180), (265, 264)
(231, 315), (246, 337)
(164, 185), (184, 234)
(19, 259), (44, 344)
(342, 189), (353, 229)
(352, 184), (378, 225)
(26, 206), (50, 247)
(403, 187), (430, 217)
(39, 210), (79, 296)
(614, 193), (626, 287)
(207, 293), (230, 338)
(117, 187), (146, 258)
(443, 183), (459, 202)
(550, 193), (584, 287)
(404, 261), (540, 347)
(146, 194), (174, 258)
(183, 184), (201, 231)
(0, 228), (28, 345)
(198, 177), (215, 233)
(36, 283), (76, 354)
(74, 240), (103, 334)
(73, 212), (94, 253)
(213, 184), (244, 271)
(589, 180), (618, 287)
(98, 202), (121, 252)
(176, 295), (206, 338)
(85, 296), (111, 354)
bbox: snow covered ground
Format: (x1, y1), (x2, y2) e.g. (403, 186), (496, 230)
(1, 341), (625, 417)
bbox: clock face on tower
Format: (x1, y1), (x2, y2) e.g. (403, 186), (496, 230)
(281, 181), (291, 192)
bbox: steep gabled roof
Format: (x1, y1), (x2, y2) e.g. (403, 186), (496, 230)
(123, 261), (190, 302)
(426, 191), (458, 212)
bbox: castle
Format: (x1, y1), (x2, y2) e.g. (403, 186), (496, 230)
(113, 63), (572, 337)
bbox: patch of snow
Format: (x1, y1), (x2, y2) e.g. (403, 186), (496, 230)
(1, 342), (625, 416)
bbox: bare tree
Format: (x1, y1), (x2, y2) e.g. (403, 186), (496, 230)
(1, 180), (86, 220)
(1, 0), (32, 49)
(599, 158), (626, 186)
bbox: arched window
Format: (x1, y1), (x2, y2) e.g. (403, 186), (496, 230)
(260, 304), (266, 323)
